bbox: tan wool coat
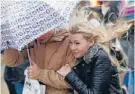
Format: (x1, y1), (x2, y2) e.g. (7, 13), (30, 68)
(3, 31), (75, 94)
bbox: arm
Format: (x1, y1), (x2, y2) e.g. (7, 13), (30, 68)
(32, 41), (74, 89)
(65, 51), (111, 94)
(3, 49), (27, 67)
(38, 69), (71, 89)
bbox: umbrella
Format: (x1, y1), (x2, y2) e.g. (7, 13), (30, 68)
(1, 0), (80, 51)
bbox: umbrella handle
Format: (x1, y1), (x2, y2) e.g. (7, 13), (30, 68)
(26, 45), (32, 65)
(6, 41), (10, 49)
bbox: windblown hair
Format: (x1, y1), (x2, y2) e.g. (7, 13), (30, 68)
(68, 10), (131, 68)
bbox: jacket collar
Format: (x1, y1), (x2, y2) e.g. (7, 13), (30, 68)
(83, 44), (101, 64)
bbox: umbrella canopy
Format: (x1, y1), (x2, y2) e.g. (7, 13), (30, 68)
(1, 0), (80, 51)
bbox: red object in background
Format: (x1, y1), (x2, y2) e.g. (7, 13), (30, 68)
(96, 0), (102, 6)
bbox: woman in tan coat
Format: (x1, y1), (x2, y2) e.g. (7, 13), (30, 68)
(3, 30), (75, 94)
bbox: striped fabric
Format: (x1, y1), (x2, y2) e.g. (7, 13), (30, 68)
(124, 0), (134, 23)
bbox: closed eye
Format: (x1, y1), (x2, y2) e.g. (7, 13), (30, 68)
(69, 41), (72, 44)
(75, 42), (80, 45)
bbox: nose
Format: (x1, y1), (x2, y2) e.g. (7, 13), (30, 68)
(70, 44), (76, 51)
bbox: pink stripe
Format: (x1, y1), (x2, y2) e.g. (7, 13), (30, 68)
(125, 7), (134, 12)
(125, 9), (134, 14)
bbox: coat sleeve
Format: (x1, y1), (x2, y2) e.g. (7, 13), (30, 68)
(38, 69), (71, 89)
(65, 51), (111, 94)
(3, 49), (27, 67)
(38, 46), (74, 89)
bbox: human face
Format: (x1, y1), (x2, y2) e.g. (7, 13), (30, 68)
(69, 33), (94, 58)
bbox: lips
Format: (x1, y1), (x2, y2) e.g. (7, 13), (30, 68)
(72, 52), (79, 56)
(72, 51), (78, 54)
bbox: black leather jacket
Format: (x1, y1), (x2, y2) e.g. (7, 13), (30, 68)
(65, 44), (123, 94)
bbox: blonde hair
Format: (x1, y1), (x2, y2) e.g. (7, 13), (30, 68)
(68, 10), (131, 68)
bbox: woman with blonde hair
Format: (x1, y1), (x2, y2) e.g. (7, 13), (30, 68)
(57, 11), (131, 94)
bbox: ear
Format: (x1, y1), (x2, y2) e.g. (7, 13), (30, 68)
(89, 40), (95, 46)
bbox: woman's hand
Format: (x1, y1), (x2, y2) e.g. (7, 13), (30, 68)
(57, 64), (72, 77)
(27, 60), (41, 79)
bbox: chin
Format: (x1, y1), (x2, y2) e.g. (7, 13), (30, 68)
(74, 54), (82, 58)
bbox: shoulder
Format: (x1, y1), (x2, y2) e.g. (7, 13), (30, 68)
(84, 44), (110, 65)
(93, 48), (111, 66)
(95, 48), (109, 59)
